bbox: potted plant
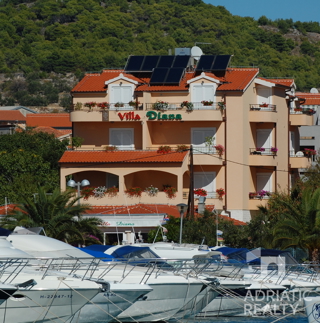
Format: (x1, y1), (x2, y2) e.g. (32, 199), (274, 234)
(180, 101), (193, 111)
(249, 192), (256, 199)
(74, 102), (83, 111)
(105, 145), (118, 152)
(145, 185), (159, 197)
(114, 102), (124, 108)
(157, 145), (172, 154)
(84, 102), (97, 111)
(97, 102), (110, 110)
(216, 188), (225, 200)
(92, 186), (108, 198)
(214, 144), (225, 157)
(259, 102), (268, 108)
(153, 101), (169, 111)
(294, 107), (302, 112)
(106, 186), (119, 197)
(258, 190), (269, 199)
(176, 144), (189, 152)
(194, 188), (207, 197)
(271, 147), (278, 155)
(256, 147), (265, 152)
(80, 186), (95, 200)
(218, 102), (226, 111)
(125, 187), (143, 197)
(129, 100), (140, 108)
(201, 100), (213, 106)
(304, 148), (317, 157)
(163, 186), (177, 199)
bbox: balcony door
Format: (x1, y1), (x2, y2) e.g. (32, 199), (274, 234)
(194, 172), (216, 196)
(192, 84), (216, 109)
(109, 84), (134, 109)
(109, 128), (134, 150)
(257, 129), (272, 155)
(191, 127), (216, 154)
(257, 173), (272, 193)
(257, 86), (272, 105)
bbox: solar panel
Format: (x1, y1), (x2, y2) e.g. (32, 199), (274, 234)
(150, 68), (169, 84)
(172, 55), (190, 68)
(158, 56), (175, 68)
(196, 55), (216, 71)
(165, 67), (184, 84)
(212, 55), (231, 71)
(141, 56), (160, 72)
(125, 56), (144, 72)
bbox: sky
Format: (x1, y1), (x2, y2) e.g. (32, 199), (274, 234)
(203, 0), (320, 23)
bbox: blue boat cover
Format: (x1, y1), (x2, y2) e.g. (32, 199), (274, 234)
(78, 248), (115, 260)
(111, 246), (160, 259)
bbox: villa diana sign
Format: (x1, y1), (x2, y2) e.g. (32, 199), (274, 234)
(117, 111), (182, 121)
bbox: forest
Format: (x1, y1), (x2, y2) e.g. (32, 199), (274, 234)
(0, 0), (320, 107)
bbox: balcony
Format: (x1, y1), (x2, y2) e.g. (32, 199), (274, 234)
(289, 150), (312, 168)
(248, 191), (271, 210)
(290, 108), (314, 126)
(182, 191), (224, 209)
(249, 104), (277, 123)
(249, 148), (277, 166)
(145, 102), (224, 121)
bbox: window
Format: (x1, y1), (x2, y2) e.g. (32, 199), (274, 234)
(257, 173), (272, 193)
(256, 129), (272, 155)
(194, 172), (216, 197)
(109, 128), (134, 150)
(191, 127), (216, 154)
(106, 173), (119, 188)
(109, 84), (134, 109)
(256, 86), (272, 105)
(191, 83), (216, 109)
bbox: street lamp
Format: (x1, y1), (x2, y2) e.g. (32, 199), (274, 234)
(67, 179), (90, 205)
(176, 203), (188, 245)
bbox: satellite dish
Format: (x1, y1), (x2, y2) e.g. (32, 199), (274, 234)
(191, 46), (203, 60)
(296, 151), (304, 157)
(310, 88), (319, 94)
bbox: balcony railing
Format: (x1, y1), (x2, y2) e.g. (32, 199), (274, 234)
(145, 102), (222, 111)
(250, 104), (276, 112)
(250, 148), (277, 156)
(290, 108), (316, 115)
(183, 192), (219, 199)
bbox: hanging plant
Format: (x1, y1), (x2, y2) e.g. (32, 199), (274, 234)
(164, 186), (177, 199)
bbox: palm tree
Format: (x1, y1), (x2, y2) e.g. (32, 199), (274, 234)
(0, 186), (103, 245)
(272, 187), (320, 261)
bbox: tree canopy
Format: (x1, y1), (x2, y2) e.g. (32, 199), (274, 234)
(0, 0), (320, 107)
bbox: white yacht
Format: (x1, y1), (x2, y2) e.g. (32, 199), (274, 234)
(6, 232), (206, 322)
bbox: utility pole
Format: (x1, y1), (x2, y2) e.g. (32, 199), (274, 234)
(187, 145), (194, 218)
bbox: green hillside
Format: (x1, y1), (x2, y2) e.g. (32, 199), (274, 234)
(1, 0), (320, 107)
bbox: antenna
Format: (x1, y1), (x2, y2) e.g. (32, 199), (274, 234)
(191, 46), (203, 60)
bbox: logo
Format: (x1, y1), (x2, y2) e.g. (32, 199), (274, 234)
(312, 303), (320, 322)
(118, 112), (141, 121)
(146, 111), (182, 121)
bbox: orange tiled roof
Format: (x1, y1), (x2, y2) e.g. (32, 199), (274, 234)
(71, 68), (259, 93)
(259, 78), (295, 88)
(26, 113), (71, 128)
(71, 70), (143, 93)
(86, 203), (246, 225)
(32, 126), (71, 139)
(59, 150), (188, 164)
(0, 110), (26, 122)
(296, 92), (320, 105)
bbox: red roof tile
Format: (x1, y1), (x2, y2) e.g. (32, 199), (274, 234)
(32, 126), (71, 139)
(26, 114), (71, 128)
(59, 150), (188, 164)
(0, 110), (26, 122)
(296, 92), (320, 105)
(87, 203), (246, 225)
(71, 68), (259, 93)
